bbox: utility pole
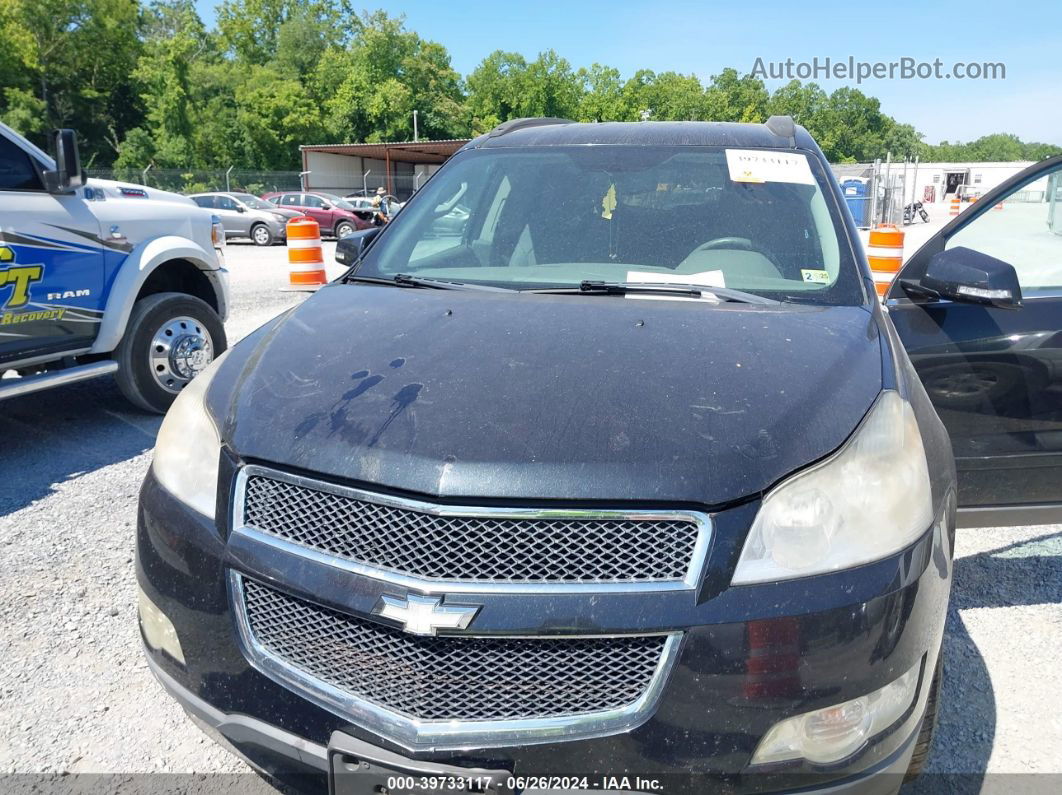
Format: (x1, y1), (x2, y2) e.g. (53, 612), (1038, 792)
(911, 155), (920, 209)
(299, 170), (311, 191)
(412, 110), (419, 142)
(901, 156), (909, 224)
(141, 164), (152, 187)
(363, 170), (371, 196)
(225, 165), (234, 193)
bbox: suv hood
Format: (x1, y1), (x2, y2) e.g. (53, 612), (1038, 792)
(211, 284), (882, 505)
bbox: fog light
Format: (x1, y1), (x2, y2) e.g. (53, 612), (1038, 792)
(751, 664), (920, 765)
(138, 586), (186, 665)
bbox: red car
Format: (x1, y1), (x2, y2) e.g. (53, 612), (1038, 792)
(261, 191), (372, 238)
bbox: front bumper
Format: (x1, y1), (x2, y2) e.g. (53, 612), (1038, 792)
(137, 466), (952, 793)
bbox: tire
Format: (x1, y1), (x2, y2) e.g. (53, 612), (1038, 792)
(905, 653), (942, 781)
(919, 361), (1026, 409)
(334, 221), (355, 239)
(250, 223), (274, 246)
(114, 292), (227, 414)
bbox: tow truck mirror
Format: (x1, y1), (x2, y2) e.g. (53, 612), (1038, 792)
(43, 129), (85, 194)
(916, 246), (1023, 310)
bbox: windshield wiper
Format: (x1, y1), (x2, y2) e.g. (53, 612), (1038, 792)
(341, 274), (513, 291)
(393, 274), (515, 291)
(529, 281), (779, 305)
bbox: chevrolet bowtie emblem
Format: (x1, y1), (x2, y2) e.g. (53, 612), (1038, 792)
(372, 594), (481, 636)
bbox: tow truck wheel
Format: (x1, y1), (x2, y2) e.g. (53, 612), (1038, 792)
(250, 223), (273, 246)
(115, 292), (227, 414)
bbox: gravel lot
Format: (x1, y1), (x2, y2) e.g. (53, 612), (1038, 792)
(1, 238), (1059, 790)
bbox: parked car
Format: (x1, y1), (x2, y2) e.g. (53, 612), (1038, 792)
(189, 191), (299, 246)
(1, 123), (228, 413)
(261, 191), (371, 238)
(139, 117), (1062, 793)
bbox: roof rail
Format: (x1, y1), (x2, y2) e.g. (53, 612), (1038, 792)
(486, 117), (575, 138)
(765, 115), (797, 147)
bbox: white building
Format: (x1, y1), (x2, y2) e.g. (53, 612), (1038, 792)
(832, 161), (1049, 204)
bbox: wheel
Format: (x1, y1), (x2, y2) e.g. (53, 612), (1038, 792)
(919, 361), (1025, 409)
(250, 223), (274, 246)
(114, 292), (227, 414)
(334, 221), (355, 239)
(905, 653), (942, 781)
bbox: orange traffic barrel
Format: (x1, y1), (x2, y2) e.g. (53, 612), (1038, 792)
(866, 224), (904, 300)
(286, 216), (327, 289)
(949, 197), (961, 216)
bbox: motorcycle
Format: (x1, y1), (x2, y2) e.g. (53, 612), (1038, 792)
(903, 201), (931, 224)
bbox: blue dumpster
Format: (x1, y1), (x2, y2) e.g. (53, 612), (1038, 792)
(840, 179), (869, 228)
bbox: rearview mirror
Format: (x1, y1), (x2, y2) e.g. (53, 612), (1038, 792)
(916, 247), (1023, 310)
(335, 227), (381, 266)
(43, 129), (84, 194)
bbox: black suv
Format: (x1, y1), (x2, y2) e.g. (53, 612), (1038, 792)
(137, 117), (1062, 793)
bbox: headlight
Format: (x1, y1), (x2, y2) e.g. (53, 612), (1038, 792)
(732, 391), (932, 584)
(751, 663), (921, 765)
(151, 350), (229, 518)
(210, 214), (226, 248)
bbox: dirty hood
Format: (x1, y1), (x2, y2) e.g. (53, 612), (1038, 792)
(210, 284), (882, 505)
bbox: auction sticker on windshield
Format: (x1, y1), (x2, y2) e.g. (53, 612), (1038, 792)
(726, 149), (815, 185)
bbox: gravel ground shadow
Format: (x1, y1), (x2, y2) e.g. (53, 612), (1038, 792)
(0, 377), (161, 516)
(903, 529), (1062, 793)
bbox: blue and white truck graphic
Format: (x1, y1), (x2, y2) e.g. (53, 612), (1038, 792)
(0, 123), (229, 413)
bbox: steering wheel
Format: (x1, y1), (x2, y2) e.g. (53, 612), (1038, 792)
(687, 236), (776, 259)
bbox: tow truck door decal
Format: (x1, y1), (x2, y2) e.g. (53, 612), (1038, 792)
(0, 203), (107, 360)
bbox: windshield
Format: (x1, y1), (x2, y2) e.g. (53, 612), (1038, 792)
(318, 192), (356, 211)
(232, 193), (276, 210)
(356, 146), (863, 304)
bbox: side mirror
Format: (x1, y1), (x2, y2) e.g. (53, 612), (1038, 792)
(235, 204), (246, 213)
(43, 129), (84, 194)
(320, 202), (332, 210)
(335, 227), (381, 266)
(914, 246), (1023, 310)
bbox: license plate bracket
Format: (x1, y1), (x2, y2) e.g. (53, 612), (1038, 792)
(328, 731), (513, 795)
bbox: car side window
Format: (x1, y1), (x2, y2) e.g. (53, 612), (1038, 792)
(0, 134), (44, 191)
(303, 195), (324, 209)
(216, 196), (237, 211)
(280, 194), (301, 206)
(946, 164), (1062, 296)
(192, 196), (215, 208)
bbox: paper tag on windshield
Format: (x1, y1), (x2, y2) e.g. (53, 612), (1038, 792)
(726, 149), (815, 185)
(626, 270), (725, 288)
(624, 270), (726, 301)
(800, 269), (831, 284)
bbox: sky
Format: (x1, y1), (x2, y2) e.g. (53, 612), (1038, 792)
(193, 0), (1062, 145)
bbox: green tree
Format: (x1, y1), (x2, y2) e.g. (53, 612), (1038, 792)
(0, 0), (142, 163)
(703, 68), (769, 122)
(576, 63), (626, 122)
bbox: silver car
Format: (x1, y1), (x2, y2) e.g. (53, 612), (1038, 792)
(190, 192), (301, 246)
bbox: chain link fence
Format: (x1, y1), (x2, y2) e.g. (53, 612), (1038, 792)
(86, 168), (305, 196)
(86, 169), (432, 200)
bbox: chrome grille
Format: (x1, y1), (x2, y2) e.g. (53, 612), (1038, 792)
(240, 472), (704, 583)
(240, 577), (668, 722)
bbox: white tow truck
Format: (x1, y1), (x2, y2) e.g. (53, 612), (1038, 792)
(0, 123), (229, 413)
